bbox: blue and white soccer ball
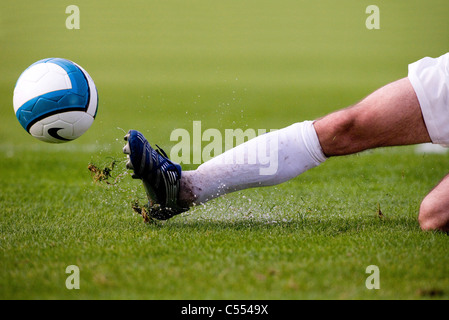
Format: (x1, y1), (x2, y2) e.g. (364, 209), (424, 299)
(13, 58), (98, 143)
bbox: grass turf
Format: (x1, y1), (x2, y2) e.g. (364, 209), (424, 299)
(1, 0), (449, 299)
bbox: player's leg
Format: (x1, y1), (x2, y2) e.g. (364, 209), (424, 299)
(179, 53), (449, 221)
(419, 174), (449, 232)
(314, 77), (431, 156)
(315, 76), (449, 232)
(178, 77), (431, 207)
(125, 53), (449, 223)
(178, 119), (326, 206)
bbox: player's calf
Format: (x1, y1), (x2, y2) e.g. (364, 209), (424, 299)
(418, 175), (449, 232)
(419, 200), (449, 232)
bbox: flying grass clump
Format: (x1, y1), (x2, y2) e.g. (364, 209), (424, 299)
(88, 157), (161, 224)
(131, 199), (159, 224)
(88, 158), (126, 185)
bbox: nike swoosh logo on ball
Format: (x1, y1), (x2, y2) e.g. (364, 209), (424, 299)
(48, 128), (73, 141)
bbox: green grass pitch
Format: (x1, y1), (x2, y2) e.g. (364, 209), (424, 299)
(1, 0), (449, 299)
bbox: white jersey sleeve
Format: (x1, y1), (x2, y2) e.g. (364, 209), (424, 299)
(408, 53), (449, 146)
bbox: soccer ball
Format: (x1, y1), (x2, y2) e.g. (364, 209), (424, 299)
(13, 58), (98, 143)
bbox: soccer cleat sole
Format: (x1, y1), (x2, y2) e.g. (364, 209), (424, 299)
(123, 133), (134, 171)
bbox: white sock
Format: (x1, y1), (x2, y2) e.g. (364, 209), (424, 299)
(183, 121), (327, 205)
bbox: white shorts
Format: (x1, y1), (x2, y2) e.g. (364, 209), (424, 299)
(408, 53), (449, 146)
